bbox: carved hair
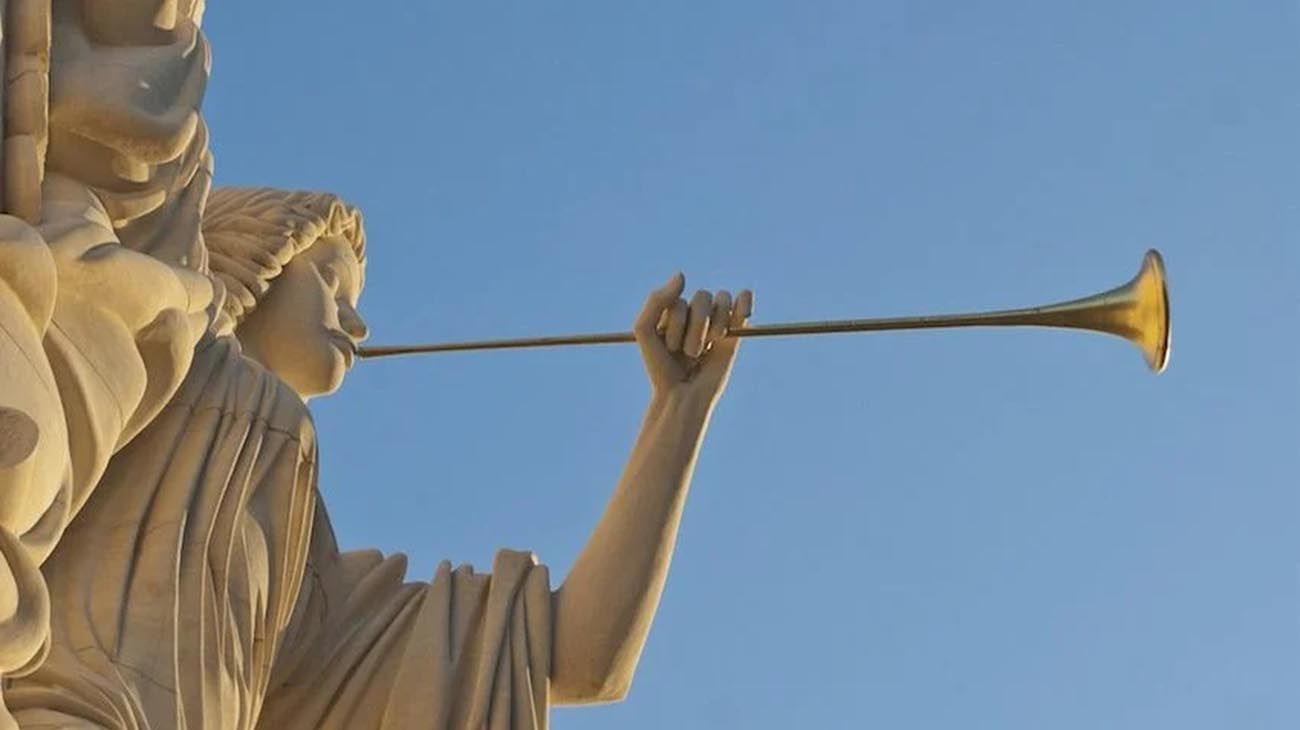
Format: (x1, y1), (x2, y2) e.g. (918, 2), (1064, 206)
(202, 188), (367, 325)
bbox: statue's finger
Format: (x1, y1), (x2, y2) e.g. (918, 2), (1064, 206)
(709, 290), (732, 344)
(664, 298), (688, 353)
(732, 289), (754, 328)
(684, 290), (711, 358)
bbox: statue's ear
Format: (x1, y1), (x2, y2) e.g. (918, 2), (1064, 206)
(0, 0), (53, 225)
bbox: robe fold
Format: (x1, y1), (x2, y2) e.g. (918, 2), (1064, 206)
(7, 337), (552, 730)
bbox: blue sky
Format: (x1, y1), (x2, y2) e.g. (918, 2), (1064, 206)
(203, 2), (1297, 727)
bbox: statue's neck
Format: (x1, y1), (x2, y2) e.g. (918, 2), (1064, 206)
(199, 333), (315, 404)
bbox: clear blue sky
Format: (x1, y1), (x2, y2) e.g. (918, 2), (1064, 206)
(203, 2), (1297, 727)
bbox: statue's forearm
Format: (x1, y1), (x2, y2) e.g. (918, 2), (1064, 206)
(551, 387), (713, 705)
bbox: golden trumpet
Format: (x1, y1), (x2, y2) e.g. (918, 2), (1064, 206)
(359, 249), (1172, 373)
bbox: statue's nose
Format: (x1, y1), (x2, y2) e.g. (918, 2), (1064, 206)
(339, 302), (369, 343)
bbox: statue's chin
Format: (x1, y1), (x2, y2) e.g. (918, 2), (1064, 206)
(317, 370), (347, 400)
(281, 353), (347, 402)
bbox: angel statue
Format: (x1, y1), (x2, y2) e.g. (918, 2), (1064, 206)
(0, 1), (751, 727)
(5, 184), (752, 730)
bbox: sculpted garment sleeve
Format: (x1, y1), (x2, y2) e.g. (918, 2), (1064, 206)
(257, 505), (553, 730)
(0, 173), (210, 699)
(0, 216), (62, 688)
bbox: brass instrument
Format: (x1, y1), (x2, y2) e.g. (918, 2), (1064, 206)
(359, 249), (1172, 373)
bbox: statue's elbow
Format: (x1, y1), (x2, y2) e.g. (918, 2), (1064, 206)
(550, 589), (642, 704)
(551, 640), (637, 705)
(551, 668), (633, 706)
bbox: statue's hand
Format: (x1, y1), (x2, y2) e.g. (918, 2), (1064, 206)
(634, 273), (753, 404)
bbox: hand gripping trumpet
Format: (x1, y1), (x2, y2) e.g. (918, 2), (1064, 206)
(360, 250), (1172, 374)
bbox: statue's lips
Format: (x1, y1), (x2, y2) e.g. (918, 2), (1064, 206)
(328, 331), (357, 366)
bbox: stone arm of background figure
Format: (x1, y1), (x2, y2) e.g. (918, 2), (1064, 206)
(550, 275), (753, 704)
(0, 177), (211, 695)
(0, 0), (214, 565)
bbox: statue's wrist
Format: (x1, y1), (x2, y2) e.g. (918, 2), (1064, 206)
(651, 384), (717, 419)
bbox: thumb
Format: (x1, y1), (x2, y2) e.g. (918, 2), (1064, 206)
(654, 272), (686, 306)
(635, 272), (685, 333)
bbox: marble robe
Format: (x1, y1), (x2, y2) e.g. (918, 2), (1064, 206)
(6, 336), (552, 730)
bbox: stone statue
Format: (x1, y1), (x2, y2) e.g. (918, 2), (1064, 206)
(0, 1), (215, 723)
(0, 169), (213, 730)
(5, 183), (751, 728)
(0, 2), (752, 727)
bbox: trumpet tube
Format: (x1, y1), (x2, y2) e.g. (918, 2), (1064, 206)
(359, 250), (1171, 373)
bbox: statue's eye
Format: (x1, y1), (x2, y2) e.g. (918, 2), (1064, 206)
(320, 268), (340, 290)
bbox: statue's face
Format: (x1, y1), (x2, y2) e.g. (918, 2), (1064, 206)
(235, 236), (367, 399)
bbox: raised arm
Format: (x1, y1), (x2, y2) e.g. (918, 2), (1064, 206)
(551, 274), (752, 704)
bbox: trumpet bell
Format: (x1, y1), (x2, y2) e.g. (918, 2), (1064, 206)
(1133, 250), (1172, 373)
(1040, 249), (1171, 373)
